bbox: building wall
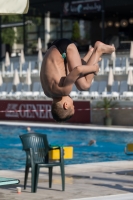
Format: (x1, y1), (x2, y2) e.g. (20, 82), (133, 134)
(91, 101), (133, 126)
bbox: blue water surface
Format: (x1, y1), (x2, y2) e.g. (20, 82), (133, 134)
(0, 125), (133, 170)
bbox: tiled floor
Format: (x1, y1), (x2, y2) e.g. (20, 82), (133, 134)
(0, 161), (133, 200)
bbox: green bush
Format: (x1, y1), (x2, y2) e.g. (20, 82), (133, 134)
(1, 15), (22, 46)
(71, 21), (80, 41)
(96, 98), (117, 118)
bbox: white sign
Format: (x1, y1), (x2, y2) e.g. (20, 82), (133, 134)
(5, 103), (53, 119)
(64, 0), (101, 15)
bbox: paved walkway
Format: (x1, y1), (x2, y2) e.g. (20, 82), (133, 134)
(0, 161), (133, 200)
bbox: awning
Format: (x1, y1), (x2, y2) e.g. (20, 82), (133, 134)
(0, 0), (29, 14)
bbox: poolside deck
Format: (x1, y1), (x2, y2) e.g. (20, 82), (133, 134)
(1, 161), (133, 200)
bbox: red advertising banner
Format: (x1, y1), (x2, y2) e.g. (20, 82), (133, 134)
(0, 100), (90, 123)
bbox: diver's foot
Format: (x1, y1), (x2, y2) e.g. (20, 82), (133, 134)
(94, 41), (115, 55)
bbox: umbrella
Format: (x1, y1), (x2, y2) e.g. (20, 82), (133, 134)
(110, 44), (116, 61)
(2, 62), (5, 77)
(37, 38), (42, 50)
(108, 67), (114, 86)
(5, 52), (10, 67)
(19, 49), (25, 64)
(127, 69), (133, 90)
(24, 69), (32, 91)
(0, 0), (29, 14)
(0, 71), (3, 86)
(110, 44), (116, 74)
(19, 49), (25, 77)
(13, 70), (20, 86)
(38, 49), (43, 75)
(38, 49), (43, 63)
(129, 41), (133, 59)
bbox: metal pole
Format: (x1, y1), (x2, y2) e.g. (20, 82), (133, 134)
(60, 13), (63, 39)
(23, 15), (26, 54)
(101, 0), (105, 42)
(0, 16), (2, 61)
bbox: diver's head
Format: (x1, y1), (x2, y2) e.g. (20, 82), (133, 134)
(51, 96), (75, 122)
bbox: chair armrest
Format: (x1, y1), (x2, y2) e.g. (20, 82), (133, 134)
(49, 145), (62, 151)
(48, 146), (64, 162)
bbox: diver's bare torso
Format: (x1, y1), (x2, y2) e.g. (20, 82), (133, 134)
(40, 45), (69, 98)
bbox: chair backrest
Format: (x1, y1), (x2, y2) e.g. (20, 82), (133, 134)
(6, 82), (13, 93)
(40, 84), (43, 92)
(13, 62), (19, 70)
(89, 81), (98, 92)
(115, 57), (121, 67)
(32, 82), (40, 92)
(16, 83), (23, 92)
(6, 65), (11, 72)
(0, 83), (7, 92)
(103, 58), (109, 69)
(98, 81), (107, 94)
(72, 84), (78, 92)
(111, 81), (119, 92)
(30, 61), (36, 70)
(19, 133), (50, 163)
(121, 57), (127, 67)
(23, 84), (31, 92)
(119, 81), (128, 94)
(22, 63), (28, 71)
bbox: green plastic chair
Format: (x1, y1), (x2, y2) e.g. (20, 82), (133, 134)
(19, 133), (65, 193)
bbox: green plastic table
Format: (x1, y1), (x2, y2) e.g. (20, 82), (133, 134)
(0, 177), (20, 186)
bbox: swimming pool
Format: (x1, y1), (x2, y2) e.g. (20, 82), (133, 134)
(0, 124), (133, 170)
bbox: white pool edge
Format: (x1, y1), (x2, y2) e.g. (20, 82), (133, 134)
(0, 121), (133, 132)
(69, 193), (133, 200)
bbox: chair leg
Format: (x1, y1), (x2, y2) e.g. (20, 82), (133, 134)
(49, 167), (53, 188)
(34, 166), (40, 193)
(24, 165), (29, 189)
(31, 165), (36, 193)
(60, 164), (65, 191)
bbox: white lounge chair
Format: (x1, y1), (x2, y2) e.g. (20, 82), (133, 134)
(21, 62), (29, 76)
(101, 81), (120, 100)
(39, 84), (47, 99)
(121, 91), (133, 100)
(89, 81), (99, 98)
(104, 58), (110, 74)
(111, 81), (119, 99)
(12, 83), (23, 99)
(98, 81), (107, 95)
(70, 84), (79, 99)
(32, 82), (41, 99)
(119, 81), (128, 99)
(6, 82), (13, 99)
(78, 91), (90, 99)
(70, 91), (78, 99)
(22, 84), (32, 99)
(4, 64), (14, 77)
(0, 83), (7, 99)
(13, 62), (19, 71)
(113, 57), (126, 74)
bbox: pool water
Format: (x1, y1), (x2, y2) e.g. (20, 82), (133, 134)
(0, 125), (133, 170)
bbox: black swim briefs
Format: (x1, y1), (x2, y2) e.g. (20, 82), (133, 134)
(50, 38), (74, 59)
(49, 39), (75, 75)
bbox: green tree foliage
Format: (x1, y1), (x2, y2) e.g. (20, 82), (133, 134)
(1, 15), (42, 47)
(2, 28), (15, 46)
(1, 15), (22, 46)
(71, 21), (80, 41)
